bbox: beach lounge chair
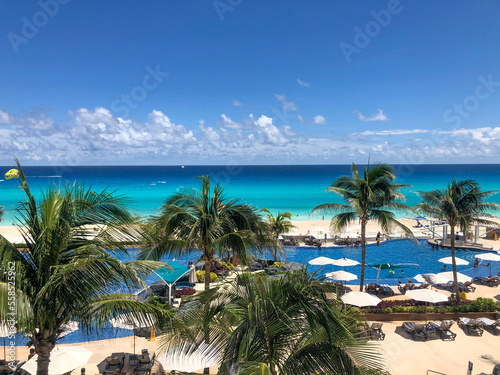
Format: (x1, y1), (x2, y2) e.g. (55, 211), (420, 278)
(134, 352), (156, 375)
(428, 320), (457, 341)
(461, 281), (476, 292)
(479, 318), (500, 335)
(378, 284), (394, 296)
(416, 283), (430, 289)
(369, 322), (385, 340)
(458, 317), (484, 336)
(402, 322), (429, 341)
(103, 354), (124, 374)
(365, 283), (378, 294)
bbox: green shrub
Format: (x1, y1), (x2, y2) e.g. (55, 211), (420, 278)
(270, 261), (285, 268)
(382, 307), (393, 314)
(466, 297), (498, 312)
(220, 261), (235, 270)
(196, 270), (218, 283)
(392, 305), (406, 313)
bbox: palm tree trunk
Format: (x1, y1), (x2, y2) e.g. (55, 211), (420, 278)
(34, 338), (55, 375)
(449, 225), (460, 302)
(359, 218), (367, 292)
(204, 251), (213, 291)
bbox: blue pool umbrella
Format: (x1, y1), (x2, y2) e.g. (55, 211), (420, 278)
(155, 261), (190, 303)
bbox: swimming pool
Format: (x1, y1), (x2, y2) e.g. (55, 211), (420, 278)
(11, 240), (498, 345)
(286, 239), (499, 285)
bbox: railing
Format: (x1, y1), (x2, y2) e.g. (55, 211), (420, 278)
(427, 370), (447, 375)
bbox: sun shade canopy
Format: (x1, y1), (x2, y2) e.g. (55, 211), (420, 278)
(156, 261), (190, 285)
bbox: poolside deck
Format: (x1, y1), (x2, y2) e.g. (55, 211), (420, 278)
(428, 238), (495, 252)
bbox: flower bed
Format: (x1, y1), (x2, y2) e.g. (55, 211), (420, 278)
(175, 287), (196, 298)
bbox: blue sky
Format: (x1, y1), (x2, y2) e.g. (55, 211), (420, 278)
(1, 0), (500, 165)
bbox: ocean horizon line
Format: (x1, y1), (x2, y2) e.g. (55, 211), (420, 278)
(2, 163), (500, 168)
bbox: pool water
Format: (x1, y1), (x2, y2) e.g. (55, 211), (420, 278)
(286, 239), (499, 285)
(9, 240), (499, 345)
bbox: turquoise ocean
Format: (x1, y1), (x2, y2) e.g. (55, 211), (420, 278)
(1, 164), (500, 224)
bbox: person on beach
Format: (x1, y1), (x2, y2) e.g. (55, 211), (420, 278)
(376, 231), (381, 246)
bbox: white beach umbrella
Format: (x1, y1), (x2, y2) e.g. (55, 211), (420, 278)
(475, 253), (500, 275)
(308, 256), (336, 266)
(406, 289), (449, 321)
(438, 256), (468, 266)
(405, 289), (448, 304)
(437, 271), (472, 283)
(475, 252), (500, 261)
(22, 346), (92, 375)
(332, 258), (360, 267)
(59, 321), (79, 338)
(158, 343), (221, 373)
(413, 273), (449, 285)
(325, 270), (357, 281)
(341, 292), (381, 307)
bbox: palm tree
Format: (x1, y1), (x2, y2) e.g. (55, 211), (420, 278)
(159, 271), (385, 375)
(312, 163), (414, 291)
(139, 175), (264, 290)
(0, 161), (168, 375)
(415, 179), (500, 301)
(0, 206), (5, 222)
(262, 209), (296, 261)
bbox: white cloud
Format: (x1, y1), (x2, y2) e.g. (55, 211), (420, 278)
(275, 94), (298, 112)
(313, 115), (326, 125)
(297, 115), (304, 123)
(357, 109), (389, 122)
(3, 105), (500, 165)
(359, 129), (429, 136)
(0, 110), (11, 124)
(220, 114), (243, 130)
(297, 79), (310, 87)
(232, 100), (244, 107)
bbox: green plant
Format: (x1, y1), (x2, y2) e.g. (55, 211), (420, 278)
(163, 271), (385, 374)
(270, 261), (285, 268)
(311, 163), (414, 291)
(139, 175), (266, 290)
(0, 160), (167, 375)
(221, 261), (235, 270)
(196, 270), (218, 283)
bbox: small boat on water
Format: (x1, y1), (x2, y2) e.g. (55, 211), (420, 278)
(150, 182), (156, 186)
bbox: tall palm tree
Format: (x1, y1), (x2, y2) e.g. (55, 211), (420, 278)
(0, 161), (168, 375)
(159, 271), (385, 375)
(0, 206), (5, 222)
(139, 175), (264, 290)
(262, 208), (296, 261)
(312, 163), (413, 291)
(415, 179), (500, 301)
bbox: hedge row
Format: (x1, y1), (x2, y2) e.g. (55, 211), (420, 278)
(358, 297), (498, 314)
